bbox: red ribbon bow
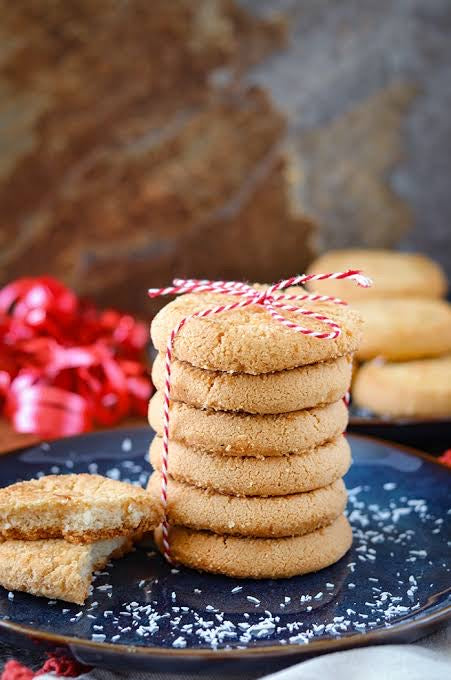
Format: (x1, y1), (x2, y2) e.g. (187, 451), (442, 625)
(0, 277), (152, 438)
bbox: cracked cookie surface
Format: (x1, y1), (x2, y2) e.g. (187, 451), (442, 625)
(151, 289), (362, 374)
(148, 472), (347, 538)
(148, 391), (348, 455)
(154, 515), (352, 578)
(150, 435), (351, 496)
(152, 353), (352, 414)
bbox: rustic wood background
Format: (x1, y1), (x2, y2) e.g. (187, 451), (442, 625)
(0, 0), (315, 317)
(0, 0), (450, 318)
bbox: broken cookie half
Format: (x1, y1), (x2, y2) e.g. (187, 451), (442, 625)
(0, 473), (161, 542)
(0, 536), (132, 605)
(0, 474), (162, 603)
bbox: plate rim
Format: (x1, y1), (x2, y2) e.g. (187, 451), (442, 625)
(0, 603), (450, 660)
(0, 428), (449, 660)
(349, 414), (451, 427)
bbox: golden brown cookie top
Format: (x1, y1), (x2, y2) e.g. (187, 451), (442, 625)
(0, 473), (152, 505)
(151, 289), (363, 373)
(307, 249), (447, 300)
(353, 356), (451, 419)
(355, 297), (451, 361)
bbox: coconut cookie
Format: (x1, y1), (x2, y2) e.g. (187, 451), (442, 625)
(148, 391), (348, 456)
(155, 515), (352, 579)
(306, 250), (447, 301)
(151, 290), (363, 374)
(0, 536), (132, 604)
(147, 473), (347, 538)
(152, 353), (352, 414)
(353, 356), (451, 419)
(150, 435), (351, 496)
(356, 298), (451, 361)
(0, 474), (162, 543)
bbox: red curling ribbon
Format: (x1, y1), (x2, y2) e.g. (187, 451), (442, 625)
(438, 449), (451, 468)
(1, 654), (89, 680)
(0, 276), (152, 438)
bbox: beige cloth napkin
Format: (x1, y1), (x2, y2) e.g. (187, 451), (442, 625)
(263, 624), (450, 680)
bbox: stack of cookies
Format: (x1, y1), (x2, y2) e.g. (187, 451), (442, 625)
(307, 250), (451, 419)
(147, 288), (363, 579)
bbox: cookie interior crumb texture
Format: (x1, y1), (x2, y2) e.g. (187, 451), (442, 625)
(1, 435), (444, 645)
(0, 536), (132, 604)
(0, 474), (162, 542)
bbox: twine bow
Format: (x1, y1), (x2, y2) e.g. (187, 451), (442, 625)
(148, 270), (372, 562)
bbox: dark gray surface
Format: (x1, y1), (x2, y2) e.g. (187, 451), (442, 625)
(240, 0), (451, 277)
(0, 641), (47, 671)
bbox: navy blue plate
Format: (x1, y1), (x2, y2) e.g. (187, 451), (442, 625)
(0, 429), (449, 674)
(348, 408), (451, 455)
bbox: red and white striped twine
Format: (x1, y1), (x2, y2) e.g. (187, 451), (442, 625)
(148, 270), (372, 562)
